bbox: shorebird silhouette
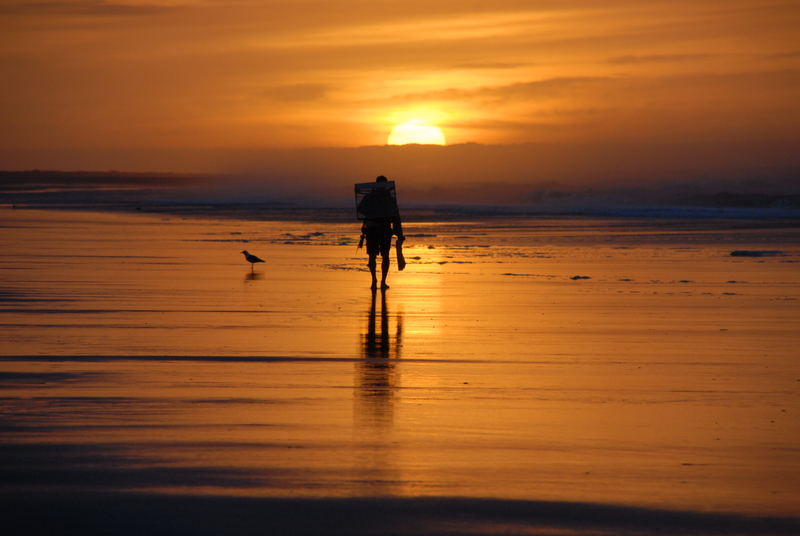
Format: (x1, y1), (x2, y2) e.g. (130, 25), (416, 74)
(241, 250), (265, 272)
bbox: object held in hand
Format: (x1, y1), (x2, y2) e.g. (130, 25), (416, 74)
(396, 236), (406, 271)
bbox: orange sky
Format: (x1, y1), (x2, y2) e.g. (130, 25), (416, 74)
(1, 0), (799, 178)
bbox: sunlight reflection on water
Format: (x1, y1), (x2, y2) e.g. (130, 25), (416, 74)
(0, 208), (798, 518)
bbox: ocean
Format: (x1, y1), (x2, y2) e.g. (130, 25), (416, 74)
(1, 174), (799, 534)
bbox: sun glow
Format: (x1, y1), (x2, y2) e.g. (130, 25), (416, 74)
(387, 120), (446, 145)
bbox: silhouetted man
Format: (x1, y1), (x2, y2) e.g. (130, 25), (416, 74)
(357, 175), (404, 290)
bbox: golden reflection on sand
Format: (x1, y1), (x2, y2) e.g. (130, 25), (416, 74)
(0, 208), (799, 518)
(356, 289), (402, 428)
(351, 289), (404, 495)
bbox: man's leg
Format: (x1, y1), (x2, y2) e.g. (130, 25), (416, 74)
(380, 252), (390, 289)
(368, 253), (378, 289)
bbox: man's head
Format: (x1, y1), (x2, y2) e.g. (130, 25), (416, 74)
(375, 175), (388, 182)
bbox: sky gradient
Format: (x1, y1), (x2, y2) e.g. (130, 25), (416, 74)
(1, 0), (798, 191)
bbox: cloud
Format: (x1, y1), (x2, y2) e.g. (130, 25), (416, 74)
(259, 83), (332, 102)
(389, 68), (800, 106)
(446, 118), (589, 132)
(0, 1), (178, 16)
(607, 53), (717, 64)
(451, 61), (531, 70)
(764, 50), (800, 59)
(389, 77), (611, 104)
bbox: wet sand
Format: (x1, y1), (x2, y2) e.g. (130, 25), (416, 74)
(1, 208), (799, 535)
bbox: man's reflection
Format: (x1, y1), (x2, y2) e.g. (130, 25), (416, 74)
(355, 289), (402, 429)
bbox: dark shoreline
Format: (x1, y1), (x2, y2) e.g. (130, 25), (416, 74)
(5, 491), (799, 536)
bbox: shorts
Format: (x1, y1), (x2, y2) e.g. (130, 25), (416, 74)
(365, 228), (392, 256)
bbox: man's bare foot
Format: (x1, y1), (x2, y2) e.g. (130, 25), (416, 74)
(381, 283), (390, 290)
(371, 281), (378, 290)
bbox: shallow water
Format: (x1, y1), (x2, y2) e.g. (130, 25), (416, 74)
(1, 208), (799, 530)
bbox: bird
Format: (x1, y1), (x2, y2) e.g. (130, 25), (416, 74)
(241, 250), (265, 271)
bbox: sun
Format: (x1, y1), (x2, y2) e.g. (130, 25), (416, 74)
(387, 119), (446, 145)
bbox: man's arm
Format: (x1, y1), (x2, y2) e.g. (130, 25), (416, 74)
(393, 217), (404, 239)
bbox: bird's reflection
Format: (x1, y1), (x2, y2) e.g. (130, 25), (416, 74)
(244, 271), (264, 282)
(355, 289), (402, 430)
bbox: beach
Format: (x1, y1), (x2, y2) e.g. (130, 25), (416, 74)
(4, 0), (799, 532)
(1, 206), (798, 535)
